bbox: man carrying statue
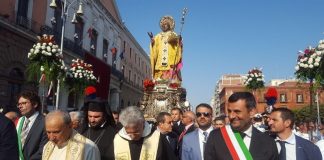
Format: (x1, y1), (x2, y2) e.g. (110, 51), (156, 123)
(149, 15), (183, 83)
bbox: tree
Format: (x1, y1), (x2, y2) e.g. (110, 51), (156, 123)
(293, 104), (324, 123)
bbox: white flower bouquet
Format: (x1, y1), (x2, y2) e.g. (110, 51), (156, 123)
(66, 59), (97, 94)
(26, 34), (66, 82)
(295, 42), (323, 81)
(244, 67), (265, 90)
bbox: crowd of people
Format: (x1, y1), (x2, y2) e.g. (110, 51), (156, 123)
(0, 91), (323, 160)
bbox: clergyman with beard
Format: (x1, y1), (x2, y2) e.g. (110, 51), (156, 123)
(81, 100), (117, 160)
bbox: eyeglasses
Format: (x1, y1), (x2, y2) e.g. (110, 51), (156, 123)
(17, 101), (31, 107)
(196, 112), (211, 117)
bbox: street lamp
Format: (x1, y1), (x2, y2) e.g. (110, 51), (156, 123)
(50, 0), (83, 110)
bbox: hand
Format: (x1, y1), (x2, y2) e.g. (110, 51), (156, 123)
(148, 32), (155, 44)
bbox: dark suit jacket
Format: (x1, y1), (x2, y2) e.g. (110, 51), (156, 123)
(165, 131), (178, 156)
(0, 114), (19, 160)
(295, 135), (322, 160)
(22, 114), (48, 160)
(205, 126), (278, 160)
(172, 121), (185, 136)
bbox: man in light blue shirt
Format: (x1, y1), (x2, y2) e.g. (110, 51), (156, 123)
(181, 103), (214, 160)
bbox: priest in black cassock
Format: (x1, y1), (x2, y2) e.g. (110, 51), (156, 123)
(114, 106), (177, 160)
(80, 100), (117, 160)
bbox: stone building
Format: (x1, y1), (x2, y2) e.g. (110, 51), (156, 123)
(0, 0), (150, 112)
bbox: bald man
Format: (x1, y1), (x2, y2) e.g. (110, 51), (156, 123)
(178, 111), (196, 158)
(42, 110), (100, 160)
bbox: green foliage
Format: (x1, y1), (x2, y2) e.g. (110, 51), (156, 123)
(293, 105), (324, 123)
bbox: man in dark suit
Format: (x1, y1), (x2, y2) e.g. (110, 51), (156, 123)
(268, 108), (322, 160)
(0, 113), (19, 160)
(182, 103), (214, 160)
(171, 107), (185, 136)
(16, 91), (48, 160)
(205, 92), (278, 160)
(156, 112), (178, 157)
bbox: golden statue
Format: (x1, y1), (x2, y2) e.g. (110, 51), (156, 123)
(149, 16), (183, 83)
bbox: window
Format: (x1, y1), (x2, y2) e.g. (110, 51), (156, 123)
(128, 70), (131, 82)
(102, 39), (108, 62)
(74, 16), (84, 47)
(53, 2), (63, 44)
(16, 0), (30, 27)
(121, 65), (125, 77)
(296, 94), (303, 103)
(130, 48), (132, 59)
(280, 94), (287, 103)
(135, 54), (137, 64)
(90, 29), (98, 55)
(120, 99), (124, 108)
(8, 68), (23, 107)
(134, 74), (136, 86)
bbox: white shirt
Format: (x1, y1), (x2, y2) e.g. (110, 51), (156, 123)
(24, 111), (39, 132)
(243, 125), (253, 149)
(316, 140), (324, 160)
(48, 138), (100, 160)
(185, 123), (194, 130)
(198, 126), (214, 160)
(275, 132), (296, 160)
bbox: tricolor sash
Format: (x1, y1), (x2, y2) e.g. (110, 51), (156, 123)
(16, 117), (25, 160)
(220, 125), (253, 160)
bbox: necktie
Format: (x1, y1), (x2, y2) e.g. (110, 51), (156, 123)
(278, 141), (286, 160)
(203, 131), (208, 152)
(178, 129), (187, 142)
(240, 132), (246, 139)
(21, 118), (30, 148)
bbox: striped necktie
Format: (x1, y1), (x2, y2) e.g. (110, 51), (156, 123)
(21, 118), (30, 148)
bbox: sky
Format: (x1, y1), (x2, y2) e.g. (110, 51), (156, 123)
(115, 0), (324, 107)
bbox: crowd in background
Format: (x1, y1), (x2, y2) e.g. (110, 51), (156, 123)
(0, 90), (323, 160)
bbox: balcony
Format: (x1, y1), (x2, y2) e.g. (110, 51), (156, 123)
(40, 25), (84, 57)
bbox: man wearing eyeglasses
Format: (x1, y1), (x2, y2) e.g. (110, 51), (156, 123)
(181, 103), (214, 160)
(16, 91), (48, 160)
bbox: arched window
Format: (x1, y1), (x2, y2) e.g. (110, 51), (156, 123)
(8, 68), (24, 107)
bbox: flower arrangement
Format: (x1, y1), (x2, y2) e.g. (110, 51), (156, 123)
(26, 34), (66, 83)
(295, 44), (323, 81)
(66, 59), (97, 94)
(143, 79), (155, 91)
(169, 83), (179, 89)
(264, 87), (278, 113)
(244, 67), (265, 90)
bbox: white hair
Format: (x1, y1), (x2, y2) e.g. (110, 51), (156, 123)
(119, 106), (144, 127)
(69, 111), (82, 121)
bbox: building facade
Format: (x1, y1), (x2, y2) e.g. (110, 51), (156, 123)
(0, 0), (150, 112)
(213, 75), (324, 115)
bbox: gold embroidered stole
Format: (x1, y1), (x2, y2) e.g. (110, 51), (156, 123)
(114, 130), (160, 160)
(42, 131), (86, 160)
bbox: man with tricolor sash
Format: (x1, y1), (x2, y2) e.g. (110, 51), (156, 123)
(205, 92), (278, 160)
(16, 91), (48, 160)
(113, 106), (177, 160)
